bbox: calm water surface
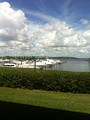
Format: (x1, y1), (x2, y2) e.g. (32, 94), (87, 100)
(47, 59), (90, 72)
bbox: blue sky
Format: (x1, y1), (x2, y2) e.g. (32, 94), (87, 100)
(2, 0), (90, 24)
(0, 0), (90, 57)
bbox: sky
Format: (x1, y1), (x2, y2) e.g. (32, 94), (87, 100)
(0, 0), (90, 58)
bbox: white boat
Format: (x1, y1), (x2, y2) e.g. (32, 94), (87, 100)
(42, 59), (53, 67)
(0, 59), (3, 63)
(47, 59), (62, 64)
(1, 59), (10, 63)
(12, 60), (25, 65)
(42, 58), (62, 67)
(3, 63), (17, 67)
(30, 61), (47, 68)
(19, 63), (42, 69)
(19, 63), (30, 68)
(55, 59), (62, 64)
(46, 58), (57, 65)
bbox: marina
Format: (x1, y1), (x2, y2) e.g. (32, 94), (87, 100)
(0, 58), (90, 72)
(0, 58), (63, 70)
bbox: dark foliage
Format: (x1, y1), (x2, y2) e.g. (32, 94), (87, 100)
(0, 68), (90, 93)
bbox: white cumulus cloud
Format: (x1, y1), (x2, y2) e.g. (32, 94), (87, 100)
(0, 2), (90, 58)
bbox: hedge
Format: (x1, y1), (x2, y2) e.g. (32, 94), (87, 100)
(0, 67), (90, 93)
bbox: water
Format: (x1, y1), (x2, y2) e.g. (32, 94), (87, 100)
(47, 59), (90, 72)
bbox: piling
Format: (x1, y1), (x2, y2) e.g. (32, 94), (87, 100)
(34, 59), (36, 70)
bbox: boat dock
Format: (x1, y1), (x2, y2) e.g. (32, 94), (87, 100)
(0, 58), (64, 70)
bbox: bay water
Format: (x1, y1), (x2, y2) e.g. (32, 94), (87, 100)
(47, 59), (90, 72)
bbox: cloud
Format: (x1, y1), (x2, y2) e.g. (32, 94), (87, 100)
(83, 30), (90, 41)
(0, 2), (33, 55)
(0, 2), (90, 57)
(35, 21), (88, 48)
(25, 10), (55, 23)
(85, 25), (90, 29)
(0, 2), (27, 42)
(61, 0), (72, 16)
(80, 19), (89, 25)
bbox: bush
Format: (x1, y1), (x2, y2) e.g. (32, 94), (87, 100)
(0, 68), (90, 93)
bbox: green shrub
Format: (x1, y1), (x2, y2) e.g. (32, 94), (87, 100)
(0, 67), (90, 93)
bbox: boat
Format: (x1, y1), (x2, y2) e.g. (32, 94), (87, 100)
(42, 59), (53, 67)
(0, 59), (10, 63)
(12, 60), (24, 65)
(19, 63), (42, 69)
(0, 59), (3, 63)
(47, 58), (57, 65)
(55, 59), (62, 64)
(29, 61), (47, 68)
(3, 63), (17, 67)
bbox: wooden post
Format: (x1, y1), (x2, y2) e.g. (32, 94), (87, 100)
(21, 59), (22, 65)
(45, 65), (46, 70)
(34, 59), (36, 70)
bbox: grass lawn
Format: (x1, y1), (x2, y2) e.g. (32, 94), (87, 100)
(0, 87), (90, 119)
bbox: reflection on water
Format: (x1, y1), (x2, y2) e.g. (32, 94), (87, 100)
(47, 59), (90, 72)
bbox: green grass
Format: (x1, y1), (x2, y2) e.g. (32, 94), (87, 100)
(0, 87), (90, 119)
